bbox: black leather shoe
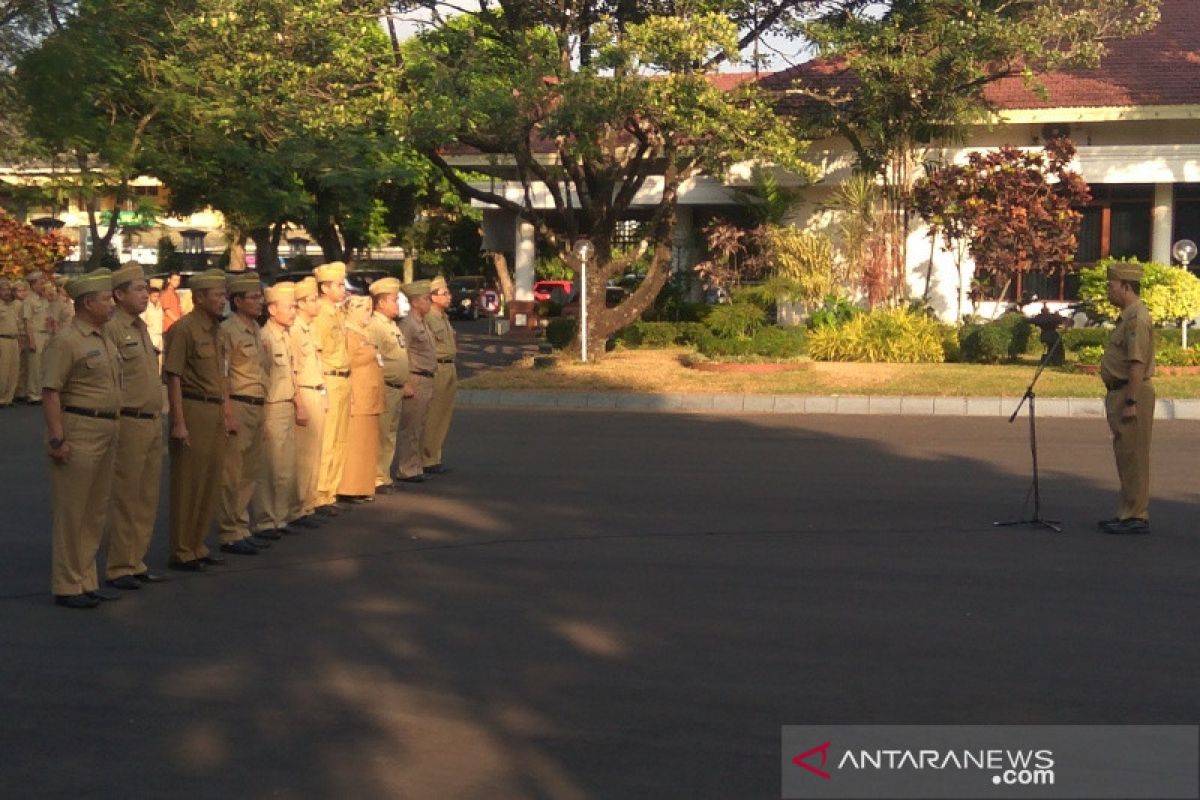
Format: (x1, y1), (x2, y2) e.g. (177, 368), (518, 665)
(315, 504), (341, 517)
(220, 539), (259, 555)
(336, 494), (368, 504)
(168, 559), (207, 572)
(375, 484), (401, 495)
(55, 593), (100, 609)
(1096, 517), (1121, 530)
(134, 571), (167, 583)
(247, 536), (272, 549)
(254, 528), (283, 541)
(1102, 518), (1150, 535)
(291, 516), (320, 529)
(398, 474), (428, 484)
(425, 464), (453, 475)
(201, 553), (227, 565)
(106, 575), (141, 591)
(87, 587), (122, 602)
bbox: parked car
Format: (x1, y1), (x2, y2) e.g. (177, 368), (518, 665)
(533, 279), (574, 304)
(448, 275), (487, 320)
(561, 285), (629, 318)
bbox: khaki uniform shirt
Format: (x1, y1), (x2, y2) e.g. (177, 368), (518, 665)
(1100, 299), (1155, 384)
(42, 317), (122, 411)
(0, 299), (20, 337)
(426, 308), (457, 362)
(221, 314), (267, 398)
(104, 308), (161, 414)
(163, 309), (226, 398)
(366, 312), (409, 385)
(291, 316), (324, 390)
(260, 320), (296, 403)
(23, 293), (50, 336)
(315, 299), (349, 372)
(399, 313), (437, 374)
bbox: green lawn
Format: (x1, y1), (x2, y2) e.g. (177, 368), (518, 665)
(461, 348), (1200, 398)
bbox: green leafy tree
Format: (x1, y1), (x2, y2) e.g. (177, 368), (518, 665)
(792, 0), (1161, 304)
(402, 3), (816, 358)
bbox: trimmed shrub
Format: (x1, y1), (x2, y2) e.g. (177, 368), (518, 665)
(807, 308), (945, 363)
(546, 318), (576, 350)
(959, 323), (1011, 363)
(615, 321), (710, 349)
(1074, 345), (1104, 365)
(642, 301), (711, 323)
(807, 294), (860, 330)
(939, 324), (963, 363)
(1061, 328), (1109, 352)
(747, 326), (807, 359)
(704, 302), (766, 339)
(1156, 346), (1200, 366)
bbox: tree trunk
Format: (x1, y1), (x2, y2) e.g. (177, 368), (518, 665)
(566, 242), (673, 360)
(488, 250), (515, 308)
(250, 228), (281, 274)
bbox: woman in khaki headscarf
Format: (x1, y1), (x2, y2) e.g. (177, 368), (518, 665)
(337, 295), (383, 500)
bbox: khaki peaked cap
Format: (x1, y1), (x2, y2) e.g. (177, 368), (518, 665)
(265, 282), (296, 304)
(1107, 262), (1144, 282)
(314, 262), (346, 283)
(189, 269), (229, 291)
(429, 275), (448, 291)
(111, 262), (146, 288)
(66, 268), (113, 300)
(369, 277), (401, 297)
(294, 276), (318, 300)
(226, 272), (262, 294)
(401, 280), (432, 300)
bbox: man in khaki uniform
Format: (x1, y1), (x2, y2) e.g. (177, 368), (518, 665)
(0, 278), (21, 406)
(394, 281), (437, 483)
(1098, 262), (1155, 535)
(163, 268), (231, 571)
(421, 275), (459, 474)
(23, 274), (53, 404)
(41, 269), (122, 609)
(253, 282), (306, 536)
(49, 275), (73, 337)
(314, 261), (351, 511)
(13, 279), (30, 401)
(366, 277), (411, 493)
(103, 263), (167, 590)
(218, 272), (270, 555)
(289, 277), (326, 526)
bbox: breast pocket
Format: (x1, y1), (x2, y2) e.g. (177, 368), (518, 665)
(195, 339), (215, 359)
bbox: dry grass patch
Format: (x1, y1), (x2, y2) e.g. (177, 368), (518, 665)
(462, 347), (1200, 398)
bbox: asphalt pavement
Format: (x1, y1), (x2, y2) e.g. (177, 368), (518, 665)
(0, 387), (1197, 798)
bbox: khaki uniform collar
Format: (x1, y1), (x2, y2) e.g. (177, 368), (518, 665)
(70, 315), (104, 338)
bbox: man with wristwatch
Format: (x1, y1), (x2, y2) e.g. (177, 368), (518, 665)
(1098, 261), (1155, 535)
(41, 269), (121, 608)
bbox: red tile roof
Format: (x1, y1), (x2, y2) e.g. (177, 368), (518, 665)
(764, 0), (1200, 111)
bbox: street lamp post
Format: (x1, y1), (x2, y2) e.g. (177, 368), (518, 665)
(1172, 239), (1197, 348)
(573, 238), (593, 362)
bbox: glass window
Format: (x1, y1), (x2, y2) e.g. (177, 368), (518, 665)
(1109, 203), (1152, 261)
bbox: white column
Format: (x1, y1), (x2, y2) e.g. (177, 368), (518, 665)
(671, 206), (694, 272)
(514, 220), (536, 302)
(1151, 183), (1174, 264)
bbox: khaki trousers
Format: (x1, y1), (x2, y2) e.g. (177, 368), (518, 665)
(106, 415), (163, 579)
(394, 375), (433, 479)
(17, 342), (28, 399)
(291, 386), (326, 519)
(169, 399), (226, 564)
(27, 332), (48, 400)
(254, 401), (296, 531)
(421, 363), (457, 467)
(316, 376), (350, 506)
(219, 400), (264, 543)
(377, 384), (405, 486)
(1106, 382), (1155, 521)
(0, 338), (18, 404)
(50, 414), (118, 595)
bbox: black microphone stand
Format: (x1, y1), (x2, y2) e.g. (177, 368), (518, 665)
(994, 335), (1064, 533)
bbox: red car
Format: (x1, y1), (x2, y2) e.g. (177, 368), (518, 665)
(533, 280), (573, 303)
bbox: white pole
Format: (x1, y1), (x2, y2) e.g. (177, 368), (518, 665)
(580, 255), (589, 362)
(1184, 256), (1192, 349)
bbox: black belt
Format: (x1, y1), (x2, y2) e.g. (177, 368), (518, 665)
(1104, 379), (1129, 391)
(298, 384), (325, 391)
(183, 392), (222, 404)
(0, 334), (15, 339)
(230, 394), (265, 406)
(410, 369), (434, 378)
(63, 406), (118, 420)
(120, 408), (159, 420)
(437, 358), (455, 364)
(323, 370), (350, 378)
(385, 380), (407, 390)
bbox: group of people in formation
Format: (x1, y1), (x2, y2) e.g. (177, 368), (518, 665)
(4, 260), (458, 608)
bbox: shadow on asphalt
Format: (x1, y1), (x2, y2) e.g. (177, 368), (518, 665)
(0, 401), (1197, 798)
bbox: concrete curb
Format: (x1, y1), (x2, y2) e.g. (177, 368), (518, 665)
(457, 390), (1200, 420)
